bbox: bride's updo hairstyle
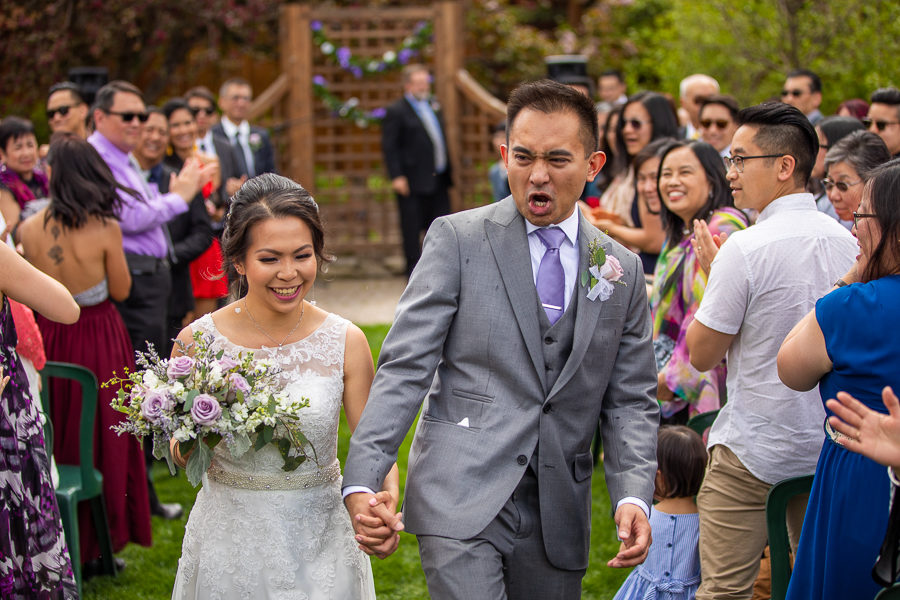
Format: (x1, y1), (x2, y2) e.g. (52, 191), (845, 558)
(222, 173), (333, 299)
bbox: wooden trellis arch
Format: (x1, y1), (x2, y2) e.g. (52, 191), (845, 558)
(248, 2), (506, 267)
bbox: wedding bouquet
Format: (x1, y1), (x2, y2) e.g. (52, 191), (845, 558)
(107, 332), (314, 487)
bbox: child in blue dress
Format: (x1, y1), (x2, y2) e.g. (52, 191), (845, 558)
(614, 425), (707, 600)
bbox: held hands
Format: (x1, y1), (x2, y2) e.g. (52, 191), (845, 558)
(691, 219), (728, 275)
(607, 503), (652, 568)
(826, 386), (900, 470)
(344, 491), (404, 559)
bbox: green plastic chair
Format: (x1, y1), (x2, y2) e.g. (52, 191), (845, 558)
(766, 474), (814, 600)
(875, 583), (900, 599)
(40, 361), (118, 595)
(686, 409), (720, 437)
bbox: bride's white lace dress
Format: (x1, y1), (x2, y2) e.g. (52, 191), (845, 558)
(172, 312), (376, 600)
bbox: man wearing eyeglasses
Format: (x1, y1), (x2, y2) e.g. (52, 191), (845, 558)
(46, 82), (89, 139)
(685, 102), (856, 600)
(866, 87), (900, 157)
(781, 69), (823, 126)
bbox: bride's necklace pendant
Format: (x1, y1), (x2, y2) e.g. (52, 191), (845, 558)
(243, 298), (305, 348)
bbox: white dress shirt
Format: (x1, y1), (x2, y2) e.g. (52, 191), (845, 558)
(695, 193), (857, 483)
(196, 130), (218, 158)
(220, 116), (254, 176)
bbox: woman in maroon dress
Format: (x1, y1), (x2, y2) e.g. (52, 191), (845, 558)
(18, 134), (152, 566)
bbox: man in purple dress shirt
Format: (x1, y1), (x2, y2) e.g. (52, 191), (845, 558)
(88, 80), (205, 356)
(89, 81), (207, 522)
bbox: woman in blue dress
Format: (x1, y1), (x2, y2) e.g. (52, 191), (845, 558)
(777, 158), (900, 598)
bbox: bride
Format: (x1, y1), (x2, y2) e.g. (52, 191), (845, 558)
(170, 174), (400, 599)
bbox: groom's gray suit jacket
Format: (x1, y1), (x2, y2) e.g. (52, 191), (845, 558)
(344, 196), (659, 570)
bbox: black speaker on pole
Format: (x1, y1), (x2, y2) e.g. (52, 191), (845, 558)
(67, 67), (109, 108)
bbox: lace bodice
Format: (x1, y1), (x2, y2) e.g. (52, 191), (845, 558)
(192, 312), (348, 480)
(173, 311), (375, 600)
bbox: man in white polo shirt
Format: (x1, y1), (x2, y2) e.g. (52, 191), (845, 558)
(685, 102), (856, 600)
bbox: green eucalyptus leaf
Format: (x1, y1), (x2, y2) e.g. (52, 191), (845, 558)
(185, 440), (212, 488)
(592, 246), (606, 267)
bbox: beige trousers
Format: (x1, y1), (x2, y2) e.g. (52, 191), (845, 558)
(696, 445), (808, 600)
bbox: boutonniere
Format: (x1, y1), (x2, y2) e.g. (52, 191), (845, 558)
(248, 132), (262, 152)
(429, 98), (442, 113)
(580, 238), (626, 301)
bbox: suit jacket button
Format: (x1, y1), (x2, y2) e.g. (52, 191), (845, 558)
(516, 455), (528, 465)
(542, 404), (552, 414)
(544, 336), (554, 345)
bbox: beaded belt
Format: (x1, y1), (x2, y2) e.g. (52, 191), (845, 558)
(207, 460), (341, 491)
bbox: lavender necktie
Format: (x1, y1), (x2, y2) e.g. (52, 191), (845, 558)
(535, 227), (567, 324)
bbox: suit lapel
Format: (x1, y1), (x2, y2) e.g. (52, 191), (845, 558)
(484, 199), (546, 386)
(548, 214), (605, 399)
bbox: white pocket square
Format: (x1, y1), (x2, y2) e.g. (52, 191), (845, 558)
(456, 417), (470, 428)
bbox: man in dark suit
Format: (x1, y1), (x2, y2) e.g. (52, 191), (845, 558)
(381, 64), (452, 276)
(211, 78), (276, 179)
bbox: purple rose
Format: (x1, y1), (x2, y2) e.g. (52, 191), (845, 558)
(141, 391), (173, 424)
(370, 107), (386, 119)
(310, 20), (322, 31)
(227, 373), (251, 393)
(398, 48), (415, 65)
(167, 356), (194, 380)
(191, 394), (222, 426)
(217, 356), (238, 371)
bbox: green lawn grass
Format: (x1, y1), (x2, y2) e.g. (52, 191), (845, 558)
(83, 323), (632, 598)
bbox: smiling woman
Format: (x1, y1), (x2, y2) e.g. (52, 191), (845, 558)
(0, 117), (48, 235)
(169, 173), (398, 599)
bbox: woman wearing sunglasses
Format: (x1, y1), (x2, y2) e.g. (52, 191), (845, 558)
(162, 98), (228, 322)
(777, 158), (900, 599)
(583, 91), (678, 276)
(810, 116), (865, 228)
(823, 130), (890, 224)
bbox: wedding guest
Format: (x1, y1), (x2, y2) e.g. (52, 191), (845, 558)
(778, 158), (900, 599)
(170, 173), (397, 598)
(488, 121), (510, 202)
(585, 92), (677, 274)
(823, 130), (890, 224)
(678, 74), (720, 140)
(698, 95), (739, 158)
(836, 98), (868, 120)
(162, 98), (223, 322)
(185, 85), (244, 201)
(812, 116), (865, 227)
(651, 140), (747, 423)
(686, 102), (856, 600)
(19, 133), (152, 572)
(0, 238), (80, 597)
(46, 82), (89, 139)
(613, 426), (706, 600)
(211, 77), (276, 178)
(0, 117), (47, 236)
(781, 69), (824, 125)
(866, 87), (900, 157)
(381, 65), (452, 276)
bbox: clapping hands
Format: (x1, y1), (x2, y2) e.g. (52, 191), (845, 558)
(691, 218), (729, 275)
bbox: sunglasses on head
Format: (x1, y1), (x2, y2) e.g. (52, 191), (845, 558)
(105, 109), (149, 123)
(190, 106), (216, 117)
(46, 104), (79, 119)
(781, 89), (805, 98)
(700, 118), (731, 129)
(862, 117), (900, 132)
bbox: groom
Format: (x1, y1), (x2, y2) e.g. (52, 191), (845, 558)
(344, 79), (659, 598)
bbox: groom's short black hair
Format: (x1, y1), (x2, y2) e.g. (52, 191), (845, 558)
(506, 79), (599, 157)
